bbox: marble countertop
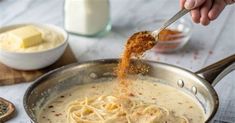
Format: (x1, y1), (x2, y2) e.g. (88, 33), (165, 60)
(0, 0), (235, 122)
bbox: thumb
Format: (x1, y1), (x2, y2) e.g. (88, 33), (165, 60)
(184, 0), (206, 9)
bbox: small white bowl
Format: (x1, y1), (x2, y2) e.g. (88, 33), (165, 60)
(0, 23), (68, 70)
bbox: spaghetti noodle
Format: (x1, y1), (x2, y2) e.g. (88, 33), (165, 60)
(66, 95), (188, 123)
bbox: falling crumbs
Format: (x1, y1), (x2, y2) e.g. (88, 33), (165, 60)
(116, 31), (155, 92)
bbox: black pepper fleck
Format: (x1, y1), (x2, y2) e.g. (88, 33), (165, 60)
(48, 105), (54, 108)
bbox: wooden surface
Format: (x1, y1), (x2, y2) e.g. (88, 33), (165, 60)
(0, 46), (77, 86)
(0, 0), (235, 123)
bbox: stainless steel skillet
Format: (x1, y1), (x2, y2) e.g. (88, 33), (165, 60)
(23, 55), (235, 123)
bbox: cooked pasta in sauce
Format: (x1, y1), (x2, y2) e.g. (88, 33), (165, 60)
(37, 78), (205, 123)
(66, 96), (188, 123)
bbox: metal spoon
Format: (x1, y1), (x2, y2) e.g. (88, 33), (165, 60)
(125, 8), (190, 53)
(152, 8), (190, 41)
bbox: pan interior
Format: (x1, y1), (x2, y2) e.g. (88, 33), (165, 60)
(24, 60), (218, 122)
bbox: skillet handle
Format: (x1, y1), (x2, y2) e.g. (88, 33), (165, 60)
(195, 54), (235, 86)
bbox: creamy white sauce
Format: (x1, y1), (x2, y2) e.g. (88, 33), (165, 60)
(37, 78), (205, 123)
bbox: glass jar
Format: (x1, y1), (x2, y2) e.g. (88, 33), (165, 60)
(64, 0), (111, 37)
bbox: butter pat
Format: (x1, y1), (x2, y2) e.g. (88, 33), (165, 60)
(8, 26), (43, 48)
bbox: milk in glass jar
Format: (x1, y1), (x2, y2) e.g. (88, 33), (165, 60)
(64, 0), (111, 36)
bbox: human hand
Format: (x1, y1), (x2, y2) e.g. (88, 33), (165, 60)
(180, 0), (235, 25)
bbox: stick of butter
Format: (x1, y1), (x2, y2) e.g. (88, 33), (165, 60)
(7, 25), (43, 48)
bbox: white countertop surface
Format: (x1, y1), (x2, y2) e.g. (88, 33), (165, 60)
(0, 0), (235, 122)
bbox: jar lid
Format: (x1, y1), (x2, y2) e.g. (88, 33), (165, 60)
(0, 97), (15, 122)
